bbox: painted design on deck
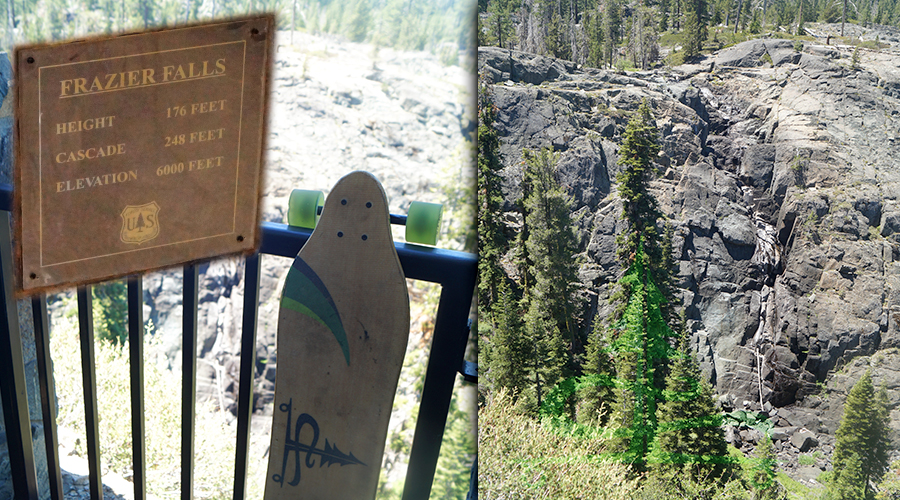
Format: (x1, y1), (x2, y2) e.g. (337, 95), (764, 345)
(272, 398), (366, 487)
(280, 257), (350, 365)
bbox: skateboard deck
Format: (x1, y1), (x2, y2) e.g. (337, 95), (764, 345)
(264, 171), (410, 500)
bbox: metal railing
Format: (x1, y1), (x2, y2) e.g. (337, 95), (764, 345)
(0, 183), (478, 500)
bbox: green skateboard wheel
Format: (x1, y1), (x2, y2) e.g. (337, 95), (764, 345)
(406, 201), (443, 246)
(287, 189), (324, 229)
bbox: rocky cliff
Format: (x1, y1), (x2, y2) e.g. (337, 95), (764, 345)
(480, 23), (900, 480)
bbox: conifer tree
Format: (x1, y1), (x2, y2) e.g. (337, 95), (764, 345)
(513, 148), (583, 412)
(749, 434), (780, 500)
(520, 148), (582, 352)
(477, 79), (529, 398)
(614, 101), (678, 315)
(602, 0), (622, 67)
(832, 370), (891, 499)
(577, 312), (616, 425)
(652, 331), (730, 482)
(579, 101), (668, 467)
(615, 100), (662, 271)
(585, 7), (606, 68)
(482, 280), (529, 398)
(520, 294), (569, 413)
(605, 241), (676, 467)
(832, 452), (867, 500)
(487, 0), (517, 48)
(477, 81), (508, 313)
(682, 0), (708, 58)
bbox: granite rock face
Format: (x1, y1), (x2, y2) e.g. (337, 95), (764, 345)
(480, 23), (900, 475)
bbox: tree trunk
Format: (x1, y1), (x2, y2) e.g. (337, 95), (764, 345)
(842, 0), (846, 36)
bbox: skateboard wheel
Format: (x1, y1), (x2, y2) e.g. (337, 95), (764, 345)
(287, 189), (324, 229)
(406, 201), (443, 246)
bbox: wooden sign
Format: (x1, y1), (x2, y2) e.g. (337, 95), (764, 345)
(14, 15), (273, 294)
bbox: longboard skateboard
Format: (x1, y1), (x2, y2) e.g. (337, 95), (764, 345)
(264, 171), (441, 500)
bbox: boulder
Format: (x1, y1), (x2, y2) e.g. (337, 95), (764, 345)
(741, 144), (776, 191)
(715, 40), (769, 67)
(719, 213), (757, 248)
(791, 429), (819, 452)
(772, 426), (798, 441)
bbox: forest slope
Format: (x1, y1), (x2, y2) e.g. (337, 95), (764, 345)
(480, 22), (900, 480)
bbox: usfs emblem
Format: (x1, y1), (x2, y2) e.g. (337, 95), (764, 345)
(120, 202), (160, 244)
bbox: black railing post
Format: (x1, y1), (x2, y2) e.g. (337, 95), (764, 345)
(402, 275), (476, 500)
(77, 285), (104, 500)
(32, 294), (64, 500)
(128, 276), (147, 500)
(233, 253), (261, 500)
(182, 264), (200, 500)
(0, 211), (39, 500)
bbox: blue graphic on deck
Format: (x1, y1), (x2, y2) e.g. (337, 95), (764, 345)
(280, 258), (350, 365)
(273, 398), (366, 487)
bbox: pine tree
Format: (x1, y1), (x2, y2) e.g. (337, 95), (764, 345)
(682, 0), (708, 58)
(519, 292), (569, 413)
(605, 242), (676, 468)
(832, 452), (867, 500)
(521, 148), (583, 352)
(653, 331), (730, 483)
(487, 0), (517, 48)
(615, 100), (676, 299)
(577, 311), (616, 425)
(477, 80), (508, 314)
(482, 280), (529, 398)
(477, 79), (529, 399)
(749, 434), (780, 500)
(602, 0), (622, 67)
(585, 7), (606, 68)
(832, 370), (891, 499)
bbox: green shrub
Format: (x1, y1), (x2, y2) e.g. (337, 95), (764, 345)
(480, 389), (640, 499)
(799, 454), (816, 466)
(92, 280), (128, 346)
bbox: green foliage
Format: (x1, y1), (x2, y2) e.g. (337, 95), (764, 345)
(481, 279), (529, 397)
(832, 371), (891, 499)
(517, 298), (570, 414)
(477, 80), (508, 312)
(616, 101), (662, 269)
(480, 388), (641, 499)
(833, 452), (868, 500)
(92, 280), (128, 346)
(520, 148), (583, 351)
(723, 410), (775, 437)
(652, 332), (732, 482)
(578, 314), (617, 426)
(484, 0), (516, 48)
(749, 435), (781, 499)
(799, 454), (817, 466)
(682, 0), (709, 58)
(585, 7), (607, 68)
(605, 243), (672, 465)
(852, 46), (861, 69)
(602, 0), (623, 67)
